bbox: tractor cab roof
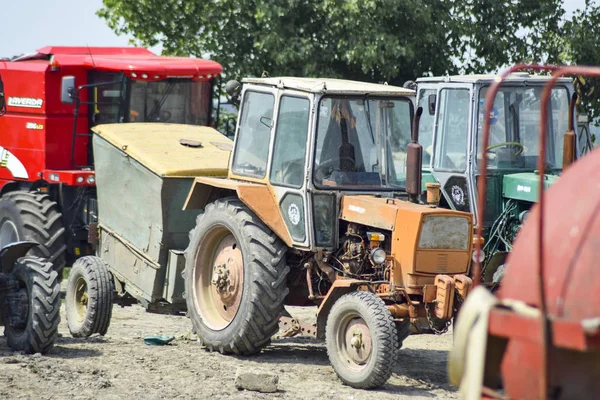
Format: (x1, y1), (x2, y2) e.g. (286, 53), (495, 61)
(242, 77), (415, 96)
(416, 73), (572, 85)
(8, 46), (222, 82)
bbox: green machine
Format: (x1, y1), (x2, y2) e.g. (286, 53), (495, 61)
(413, 73), (593, 287)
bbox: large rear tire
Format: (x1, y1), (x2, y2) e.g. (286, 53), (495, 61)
(65, 256), (114, 337)
(184, 198), (289, 355)
(2, 257), (61, 354)
(326, 291), (399, 389)
(0, 192), (66, 275)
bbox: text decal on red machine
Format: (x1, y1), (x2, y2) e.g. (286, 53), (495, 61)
(7, 97), (43, 108)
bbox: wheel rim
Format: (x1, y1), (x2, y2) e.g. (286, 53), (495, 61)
(0, 219), (19, 248)
(193, 227), (244, 331)
(337, 313), (373, 370)
(72, 276), (89, 325)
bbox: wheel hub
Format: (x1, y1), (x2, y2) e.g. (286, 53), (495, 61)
(74, 278), (89, 321)
(344, 318), (372, 365)
(195, 230), (244, 330)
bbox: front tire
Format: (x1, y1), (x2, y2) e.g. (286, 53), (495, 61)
(184, 198), (289, 355)
(3, 257), (61, 354)
(326, 291), (399, 389)
(65, 256), (114, 337)
(0, 191), (67, 275)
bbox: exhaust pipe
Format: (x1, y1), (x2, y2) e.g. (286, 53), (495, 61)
(406, 107), (423, 203)
(562, 92), (578, 170)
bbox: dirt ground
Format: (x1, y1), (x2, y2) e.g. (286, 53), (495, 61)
(1, 297), (457, 400)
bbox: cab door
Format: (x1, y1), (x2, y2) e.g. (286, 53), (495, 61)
(430, 84), (474, 214)
(268, 92), (313, 248)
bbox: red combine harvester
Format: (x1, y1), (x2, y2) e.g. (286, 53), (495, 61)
(0, 47), (222, 272)
(449, 65), (600, 399)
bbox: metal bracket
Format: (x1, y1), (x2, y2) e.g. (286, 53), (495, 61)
(278, 316), (317, 338)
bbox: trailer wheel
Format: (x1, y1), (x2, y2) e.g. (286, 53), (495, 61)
(184, 198), (289, 355)
(0, 192), (66, 275)
(326, 291), (399, 389)
(2, 257), (60, 354)
(65, 256), (114, 337)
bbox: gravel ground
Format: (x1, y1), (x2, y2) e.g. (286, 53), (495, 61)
(0, 302), (457, 400)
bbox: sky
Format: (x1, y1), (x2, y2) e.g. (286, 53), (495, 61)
(0, 0), (591, 58)
(1, 0), (161, 58)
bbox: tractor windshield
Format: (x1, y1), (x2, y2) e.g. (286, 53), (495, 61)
(476, 85), (570, 171)
(314, 96), (413, 190)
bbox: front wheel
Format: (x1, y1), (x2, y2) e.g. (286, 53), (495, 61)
(3, 257), (61, 354)
(326, 291), (399, 389)
(184, 198), (289, 355)
(65, 256), (114, 337)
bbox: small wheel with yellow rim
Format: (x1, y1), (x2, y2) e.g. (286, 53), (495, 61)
(66, 256), (114, 337)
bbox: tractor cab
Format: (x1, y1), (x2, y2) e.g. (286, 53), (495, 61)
(416, 73), (593, 283)
(225, 77), (417, 249)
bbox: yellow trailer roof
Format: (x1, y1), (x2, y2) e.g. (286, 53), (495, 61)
(92, 123), (231, 177)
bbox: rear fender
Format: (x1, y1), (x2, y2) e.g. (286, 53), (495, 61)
(0, 241), (38, 273)
(184, 177), (293, 246)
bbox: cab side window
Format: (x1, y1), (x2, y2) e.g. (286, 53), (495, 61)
(270, 96), (310, 188)
(232, 91), (275, 178)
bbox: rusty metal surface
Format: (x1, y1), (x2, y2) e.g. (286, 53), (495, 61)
(236, 184), (293, 246)
(278, 316), (317, 338)
(434, 274), (455, 320)
(406, 107), (423, 202)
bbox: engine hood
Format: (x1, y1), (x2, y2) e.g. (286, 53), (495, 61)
(340, 195), (474, 280)
(502, 172), (559, 203)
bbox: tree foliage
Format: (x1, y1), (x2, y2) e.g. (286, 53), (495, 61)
(99, 0), (600, 120)
(98, 0), (570, 85)
(562, 0), (600, 123)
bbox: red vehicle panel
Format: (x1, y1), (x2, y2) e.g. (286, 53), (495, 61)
(0, 46), (223, 264)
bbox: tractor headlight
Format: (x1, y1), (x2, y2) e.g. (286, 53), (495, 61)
(370, 248), (387, 264)
(87, 175), (95, 184)
(418, 216), (470, 250)
(472, 250), (485, 263)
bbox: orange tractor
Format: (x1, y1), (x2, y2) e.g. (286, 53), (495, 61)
(449, 65), (600, 399)
(66, 76), (478, 389)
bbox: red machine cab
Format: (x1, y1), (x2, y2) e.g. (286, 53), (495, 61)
(0, 46), (223, 272)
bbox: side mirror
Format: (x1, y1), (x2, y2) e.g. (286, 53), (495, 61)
(428, 94), (436, 116)
(225, 80), (242, 105)
(61, 76), (76, 104)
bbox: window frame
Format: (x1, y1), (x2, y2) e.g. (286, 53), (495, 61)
(269, 94), (311, 189)
(311, 94), (414, 191)
(230, 89), (277, 179)
(432, 87), (471, 173)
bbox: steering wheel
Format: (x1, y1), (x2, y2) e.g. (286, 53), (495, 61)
(314, 157), (356, 182)
(486, 142), (524, 156)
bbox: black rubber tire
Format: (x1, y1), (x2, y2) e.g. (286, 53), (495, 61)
(65, 256), (114, 337)
(184, 198), (289, 355)
(0, 191), (67, 275)
(2, 257), (61, 354)
(326, 291), (399, 389)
